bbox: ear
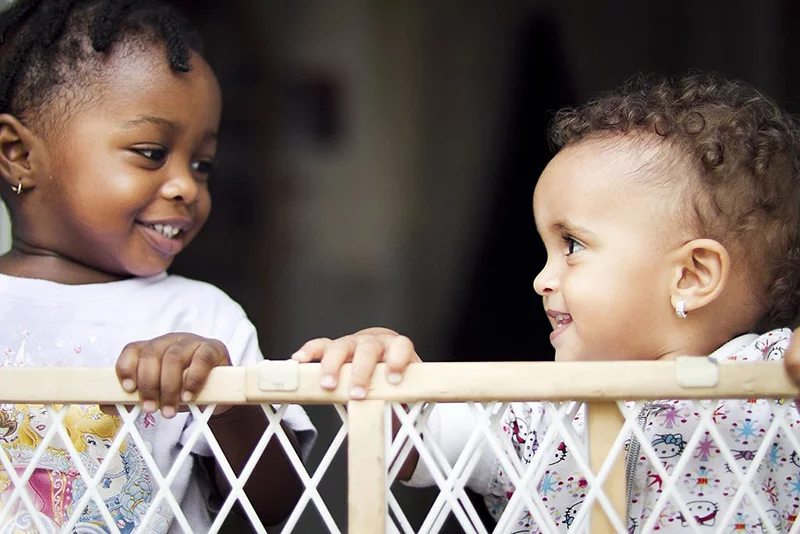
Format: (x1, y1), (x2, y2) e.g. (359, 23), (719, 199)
(669, 238), (730, 315)
(0, 113), (45, 193)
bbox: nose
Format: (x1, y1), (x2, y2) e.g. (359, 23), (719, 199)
(533, 260), (559, 296)
(161, 165), (199, 204)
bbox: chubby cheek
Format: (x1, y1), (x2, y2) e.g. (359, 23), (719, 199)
(559, 266), (650, 361)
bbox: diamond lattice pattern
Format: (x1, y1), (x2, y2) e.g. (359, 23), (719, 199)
(0, 396), (798, 533)
(0, 402), (348, 533)
(388, 398), (800, 533)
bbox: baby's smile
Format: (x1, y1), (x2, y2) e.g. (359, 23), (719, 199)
(144, 223), (182, 239)
(135, 217), (193, 257)
(546, 309), (573, 343)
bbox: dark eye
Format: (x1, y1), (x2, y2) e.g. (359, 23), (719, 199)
(133, 146), (168, 163)
(191, 159), (215, 178)
(566, 236), (585, 255)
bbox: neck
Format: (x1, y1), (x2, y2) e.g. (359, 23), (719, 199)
(656, 316), (755, 362)
(0, 243), (126, 285)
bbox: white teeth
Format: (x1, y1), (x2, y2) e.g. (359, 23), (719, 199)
(148, 223), (181, 239)
(555, 314), (570, 325)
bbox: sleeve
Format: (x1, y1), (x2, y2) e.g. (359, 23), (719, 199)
(181, 312), (317, 458)
(404, 403), (504, 494)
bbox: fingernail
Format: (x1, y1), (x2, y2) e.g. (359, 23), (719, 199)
(291, 350), (307, 361)
(321, 375), (337, 389)
(387, 373), (402, 385)
(161, 406), (176, 419)
(121, 379), (136, 392)
(143, 400), (157, 413)
(350, 386), (366, 399)
(182, 391), (194, 403)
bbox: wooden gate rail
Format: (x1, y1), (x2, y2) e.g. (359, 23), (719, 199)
(0, 358), (796, 533)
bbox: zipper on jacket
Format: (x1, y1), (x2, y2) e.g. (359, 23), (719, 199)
(625, 402), (651, 528)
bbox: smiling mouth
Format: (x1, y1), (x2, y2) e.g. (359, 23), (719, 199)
(552, 313), (571, 327)
(548, 312), (573, 343)
(136, 221), (190, 257)
(142, 223), (182, 239)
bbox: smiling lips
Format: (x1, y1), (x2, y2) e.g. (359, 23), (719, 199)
(136, 218), (192, 256)
(547, 310), (573, 343)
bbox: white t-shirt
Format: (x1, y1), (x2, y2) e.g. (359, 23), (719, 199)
(409, 329), (799, 533)
(0, 272), (316, 533)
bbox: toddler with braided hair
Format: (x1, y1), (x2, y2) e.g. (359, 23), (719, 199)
(0, 0), (417, 531)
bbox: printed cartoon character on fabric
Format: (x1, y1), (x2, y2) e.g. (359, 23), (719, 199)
(0, 329), (163, 532)
(67, 405), (155, 533)
(483, 329), (800, 533)
(0, 403), (159, 533)
(0, 404), (79, 531)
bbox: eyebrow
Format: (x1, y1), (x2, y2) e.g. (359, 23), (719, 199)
(551, 220), (596, 238)
(119, 115), (177, 130)
(118, 115), (218, 140)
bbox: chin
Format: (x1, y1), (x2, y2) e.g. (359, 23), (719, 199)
(553, 351), (574, 362)
(124, 261), (173, 278)
(136, 266), (171, 277)
(554, 349), (590, 362)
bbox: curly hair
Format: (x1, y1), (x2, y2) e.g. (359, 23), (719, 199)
(0, 0), (202, 132)
(550, 73), (800, 329)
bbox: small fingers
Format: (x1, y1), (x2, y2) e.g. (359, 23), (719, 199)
(135, 342), (166, 415)
(158, 339), (195, 419)
(292, 329), (420, 398)
(116, 334), (231, 419)
(317, 337), (356, 390)
(383, 335), (420, 384)
(291, 337), (333, 363)
(116, 341), (144, 394)
(784, 335), (800, 407)
(180, 340), (231, 404)
(348, 337), (387, 399)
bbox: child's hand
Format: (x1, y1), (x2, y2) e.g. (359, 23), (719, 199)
(291, 327), (420, 399)
(115, 333), (232, 419)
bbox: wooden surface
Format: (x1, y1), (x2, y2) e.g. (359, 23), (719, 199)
(347, 400), (386, 533)
(588, 402), (626, 533)
(0, 360), (795, 404)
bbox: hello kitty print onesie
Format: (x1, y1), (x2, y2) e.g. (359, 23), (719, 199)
(407, 329), (799, 532)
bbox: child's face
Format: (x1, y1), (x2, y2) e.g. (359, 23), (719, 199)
(533, 137), (689, 362)
(25, 44), (221, 281)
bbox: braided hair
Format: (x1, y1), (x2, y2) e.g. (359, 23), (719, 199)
(0, 0), (202, 130)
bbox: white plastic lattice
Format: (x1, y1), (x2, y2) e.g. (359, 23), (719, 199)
(386, 397), (800, 533)
(0, 360), (796, 533)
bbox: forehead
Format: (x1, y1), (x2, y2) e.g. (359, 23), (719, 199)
(67, 43), (222, 131)
(533, 136), (680, 228)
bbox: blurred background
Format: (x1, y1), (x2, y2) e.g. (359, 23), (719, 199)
(1, 0), (798, 531)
